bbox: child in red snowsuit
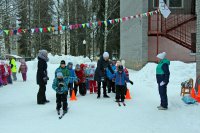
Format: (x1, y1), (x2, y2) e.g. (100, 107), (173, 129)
(87, 64), (97, 94)
(75, 64), (87, 96)
(0, 64), (3, 87)
(0, 61), (9, 85)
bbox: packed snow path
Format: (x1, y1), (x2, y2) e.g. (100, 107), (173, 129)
(0, 60), (199, 133)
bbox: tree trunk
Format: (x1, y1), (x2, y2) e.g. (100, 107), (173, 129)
(104, 0), (108, 51)
(74, 0), (78, 56)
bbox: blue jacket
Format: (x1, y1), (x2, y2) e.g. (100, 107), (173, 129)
(67, 67), (77, 83)
(106, 65), (116, 80)
(111, 72), (130, 86)
(52, 78), (68, 94)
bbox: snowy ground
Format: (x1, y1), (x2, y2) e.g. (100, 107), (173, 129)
(0, 56), (199, 133)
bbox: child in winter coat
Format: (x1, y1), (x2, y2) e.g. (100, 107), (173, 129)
(52, 72), (69, 114)
(111, 65), (133, 103)
(6, 63), (12, 84)
(18, 61), (28, 81)
(75, 64), (87, 96)
(0, 61), (8, 85)
(106, 60), (117, 93)
(87, 64), (97, 94)
(0, 64), (3, 87)
(84, 64), (90, 91)
(67, 62), (78, 97)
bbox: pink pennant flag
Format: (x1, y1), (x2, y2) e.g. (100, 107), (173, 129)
(112, 19), (115, 24)
(75, 24), (79, 29)
(122, 17), (126, 22)
(69, 25), (73, 30)
(18, 28), (22, 33)
(35, 28), (39, 33)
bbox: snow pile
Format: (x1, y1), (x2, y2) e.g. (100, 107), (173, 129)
(0, 56), (199, 133)
(48, 53), (91, 65)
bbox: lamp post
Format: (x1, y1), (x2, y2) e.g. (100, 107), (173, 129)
(83, 40), (86, 57)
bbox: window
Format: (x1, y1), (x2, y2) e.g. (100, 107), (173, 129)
(153, 0), (183, 8)
(154, 0), (167, 8)
(169, 0), (183, 8)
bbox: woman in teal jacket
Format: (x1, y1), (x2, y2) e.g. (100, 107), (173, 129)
(156, 52), (170, 110)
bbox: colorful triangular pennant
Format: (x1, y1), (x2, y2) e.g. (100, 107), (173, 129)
(52, 27), (55, 32)
(62, 26), (66, 30)
(4, 30), (9, 35)
(31, 28), (35, 33)
(82, 24), (86, 28)
(39, 28), (43, 33)
(86, 23), (90, 28)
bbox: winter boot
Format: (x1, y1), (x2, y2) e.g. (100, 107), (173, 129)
(157, 106), (168, 110)
(103, 95), (110, 98)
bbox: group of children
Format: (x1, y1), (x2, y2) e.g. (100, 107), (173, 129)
(52, 59), (133, 113)
(0, 58), (28, 87)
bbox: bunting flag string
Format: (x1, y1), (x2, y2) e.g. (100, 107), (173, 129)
(0, 10), (159, 36)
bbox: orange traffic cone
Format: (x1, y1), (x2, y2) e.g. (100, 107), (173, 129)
(70, 90), (77, 101)
(125, 89), (132, 100)
(196, 86), (200, 102)
(190, 88), (196, 99)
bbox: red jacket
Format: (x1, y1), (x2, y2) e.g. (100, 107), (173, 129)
(0, 64), (6, 77)
(75, 69), (86, 84)
(6, 65), (12, 76)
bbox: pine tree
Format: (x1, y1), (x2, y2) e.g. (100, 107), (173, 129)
(68, 0), (87, 56)
(17, 0), (29, 56)
(32, 0), (54, 54)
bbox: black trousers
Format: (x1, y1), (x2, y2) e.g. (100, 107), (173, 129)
(74, 83), (86, 96)
(97, 81), (107, 96)
(116, 85), (126, 102)
(56, 93), (68, 111)
(107, 79), (116, 93)
(37, 84), (47, 104)
(158, 84), (168, 108)
(68, 83), (77, 97)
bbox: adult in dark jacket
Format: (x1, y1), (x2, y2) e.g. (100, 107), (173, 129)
(94, 52), (114, 98)
(156, 52), (170, 110)
(36, 50), (50, 105)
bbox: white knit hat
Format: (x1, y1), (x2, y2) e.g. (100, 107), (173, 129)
(103, 52), (109, 58)
(156, 52), (167, 59)
(57, 72), (63, 78)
